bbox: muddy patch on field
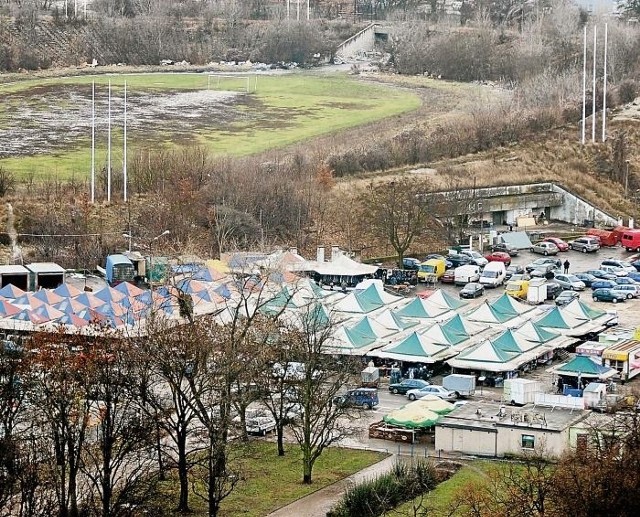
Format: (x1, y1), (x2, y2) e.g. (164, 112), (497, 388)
(0, 84), (307, 158)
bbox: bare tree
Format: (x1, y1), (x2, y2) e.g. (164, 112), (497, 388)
(287, 306), (362, 484)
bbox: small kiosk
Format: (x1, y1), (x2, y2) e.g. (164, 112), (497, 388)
(26, 262), (65, 290)
(0, 265), (29, 290)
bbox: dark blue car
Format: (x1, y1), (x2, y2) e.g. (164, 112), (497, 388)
(586, 269), (617, 281)
(574, 272), (597, 287)
(626, 271), (640, 282)
(591, 279), (617, 290)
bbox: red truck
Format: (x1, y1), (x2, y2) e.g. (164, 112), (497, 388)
(587, 228), (620, 247)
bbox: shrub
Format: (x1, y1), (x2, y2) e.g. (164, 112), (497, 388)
(330, 459), (438, 517)
(618, 80), (638, 104)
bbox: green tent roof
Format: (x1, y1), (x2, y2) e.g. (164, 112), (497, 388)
(457, 339), (515, 363)
(396, 298), (435, 319)
(525, 323), (559, 343)
(354, 284), (386, 313)
(576, 300), (606, 319)
(344, 317), (379, 348)
(389, 311), (419, 330)
(390, 332), (430, 357)
(557, 355), (611, 376)
(490, 293), (521, 319)
(430, 289), (466, 310)
(536, 307), (572, 329)
(492, 330), (525, 353)
(383, 404), (442, 429)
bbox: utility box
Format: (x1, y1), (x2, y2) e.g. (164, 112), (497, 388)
(527, 277), (548, 304)
(25, 262), (65, 290)
(0, 265), (29, 290)
(503, 378), (542, 406)
(443, 374), (476, 397)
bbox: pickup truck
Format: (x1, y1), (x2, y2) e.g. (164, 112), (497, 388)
(246, 416), (276, 436)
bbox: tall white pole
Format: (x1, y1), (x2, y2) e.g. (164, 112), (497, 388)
(84, 0), (86, 18)
(107, 80), (111, 203)
(581, 26), (586, 145)
(74, 0), (77, 17)
(297, 0), (300, 20)
(592, 25), (597, 143)
(287, 0), (289, 19)
(307, 0), (310, 19)
(123, 81), (127, 203)
(602, 23), (608, 142)
(91, 81), (95, 203)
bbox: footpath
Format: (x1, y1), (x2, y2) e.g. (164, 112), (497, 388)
(267, 453), (397, 517)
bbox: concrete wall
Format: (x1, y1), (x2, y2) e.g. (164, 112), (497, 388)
(335, 23), (378, 59)
(496, 427), (567, 457)
(549, 184), (618, 227)
(435, 426), (498, 456)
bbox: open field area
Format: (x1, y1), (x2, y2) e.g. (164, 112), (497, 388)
(0, 72), (421, 178)
(149, 442), (387, 517)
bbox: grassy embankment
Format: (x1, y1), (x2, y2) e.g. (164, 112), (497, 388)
(150, 442), (387, 517)
(0, 72), (421, 179)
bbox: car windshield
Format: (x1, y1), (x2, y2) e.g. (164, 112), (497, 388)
(482, 271), (498, 278)
(419, 265), (435, 273)
(467, 251), (481, 258)
(567, 275), (580, 282)
(506, 282), (521, 291)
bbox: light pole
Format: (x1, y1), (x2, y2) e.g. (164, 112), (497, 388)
(122, 232), (133, 253)
(625, 160), (630, 197)
(148, 230), (170, 286)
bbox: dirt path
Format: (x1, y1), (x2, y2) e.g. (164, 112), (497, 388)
(267, 454), (396, 517)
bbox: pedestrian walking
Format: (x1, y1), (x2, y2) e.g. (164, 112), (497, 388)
(563, 259), (570, 274)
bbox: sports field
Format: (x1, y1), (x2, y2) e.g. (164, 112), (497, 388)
(0, 72), (421, 179)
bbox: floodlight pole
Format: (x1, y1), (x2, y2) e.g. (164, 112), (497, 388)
(123, 81), (127, 202)
(602, 23), (608, 142)
(581, 26), (586, 145)
(592, 25), (597, 143)
(107, 80), (112, 203)
(91, 80), (95, 203)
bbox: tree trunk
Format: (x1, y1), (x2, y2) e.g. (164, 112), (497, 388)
(302, 448), (313, 484)
(277, 424), (285, 457)
(177, 430), (190, 513)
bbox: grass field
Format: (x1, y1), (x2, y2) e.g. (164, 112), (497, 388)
(0, 72), (421, 179)
(151, 442), (388, 517)
(390, 461), (492, 517)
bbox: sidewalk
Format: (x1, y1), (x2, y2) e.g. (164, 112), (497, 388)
(267, 454), (397, 517)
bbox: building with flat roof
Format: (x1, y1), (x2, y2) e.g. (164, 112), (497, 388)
(435, 401), (590, 457)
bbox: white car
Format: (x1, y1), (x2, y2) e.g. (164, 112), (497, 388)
(460, 250), (489, 267)
(612, 285), (640, 299)
(246, 416), (277, 436)
(406, 385), (457, 402)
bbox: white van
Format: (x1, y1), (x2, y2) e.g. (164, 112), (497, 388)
(479, 262), (506, 287)
(454, 265), (481, 286)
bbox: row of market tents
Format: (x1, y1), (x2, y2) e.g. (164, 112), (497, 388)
(0, 249), (617, 377)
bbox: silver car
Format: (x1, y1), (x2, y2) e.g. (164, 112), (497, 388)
(406, 385), (457, 402)
(612, 285), (640, 299)
(531, 242), (559, 256)
(554, 274), (586, 291)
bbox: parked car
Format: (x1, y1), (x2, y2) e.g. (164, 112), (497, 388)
(459, 282), (485, 299)
(490, 242), (519, 256)
(333, 388), (379, 410)
(555, 290), (580, 306)
(459, 250), (489, 267)
(426, 254), (453, 269)
(626, 271), (640, 282)
(569, 237), (601, 253)
(585, 269), (617, 281)
(402, 258), (421, 270)
(447, 254), (472, 268)
(531, 242), (559, 256)
(592, 288), (627, 303)
(542, 237), (570, 251)
(406, 385), (457, 402)
(505, 264), (525, 281)
(553, 274), (586, 291)
(389, 379), (430, 395)
(615, 276), (638, 285)
(601, 259), (637, 273)
(545, 282), (562, 300)
(612, 285), (640, 299)
(440, 269), (456, 284)
(600, 265), (629, 277)
(530, 264), (559, 279)
(631, 259), (640, 272)
(574, 272), (597, 287)
(591, 279), (618, 290)
(526, 257), (562, 272)
(484, 251), (511, 266)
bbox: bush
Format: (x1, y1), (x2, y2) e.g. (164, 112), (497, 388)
(618, 80), (638, 104)
(330, 459), (437, 517)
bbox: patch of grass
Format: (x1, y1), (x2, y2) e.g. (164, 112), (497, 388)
(0, 73), (421, 179)
(151, 442), (388, 517)
(390, 461), (494, 517)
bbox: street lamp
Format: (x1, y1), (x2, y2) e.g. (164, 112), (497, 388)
(148, 230), (170, 286)
(625, 160), (631, 197)
(122, 232), (133, 253)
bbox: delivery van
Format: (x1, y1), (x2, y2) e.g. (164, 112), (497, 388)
(454, 265), (481, 286)
(479, 261), (506, 287)
(506, 279), (529, 299)
(621, 229), (640, 252)
(417, 259), (446, 282)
